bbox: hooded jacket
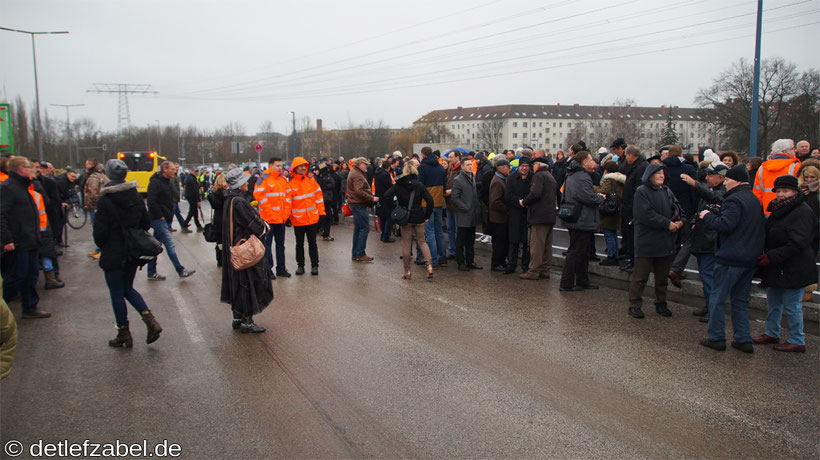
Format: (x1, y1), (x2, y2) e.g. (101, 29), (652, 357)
(760, 195), (817, 288)
(594, 172), (625, 230)
(92, 181), (152, 271)
(632, 164), (680, 258)
(288, 157), (325, 227)
(621, 156), (648, 216)
(83, 163), (108, 211)
(253, 168), (291, 224)
(561, 160), (603, 231)
(383, 174), (434, 225)
(418, 154), (446, 208)
(522, 166), (557, 226)
(703, 183), (765, 267)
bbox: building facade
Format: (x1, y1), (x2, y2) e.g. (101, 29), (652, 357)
(413, 104), (719, 154)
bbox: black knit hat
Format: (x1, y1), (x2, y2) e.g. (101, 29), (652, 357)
(725, 165), (749, 183)
(773, 174), (800, 192)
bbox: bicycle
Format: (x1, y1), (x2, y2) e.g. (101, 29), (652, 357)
(66, 188), (87, 229)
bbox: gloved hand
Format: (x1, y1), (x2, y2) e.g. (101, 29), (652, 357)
(285, 218), (292, 227)
(756, 253), (770, 267)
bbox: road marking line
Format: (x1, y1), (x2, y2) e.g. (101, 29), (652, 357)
(171, 287), (204, 343)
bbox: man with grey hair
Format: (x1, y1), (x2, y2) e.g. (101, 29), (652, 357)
(753, 138), (800, 214)
(796, 139), (811, 161)
(146, 161), (196, 280)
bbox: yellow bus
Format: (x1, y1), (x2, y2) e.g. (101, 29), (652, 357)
(117, 151), (167, 194)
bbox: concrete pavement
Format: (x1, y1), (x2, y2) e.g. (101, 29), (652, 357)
(1, 209), (818, 459)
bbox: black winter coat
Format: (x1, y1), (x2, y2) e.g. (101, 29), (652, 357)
(184, 173), (200, 202)
(662, 157), (698, 219)
(55, 173), (74, 203)
(92, 181), (151, 271)
(479, 167), (494, 205)
(761, 196), (818, 289)
(552, 159), (568, 192)
(31, 180), (58, 260)
(703, 184), (765, 267)
(633, 164), (680, 258)
(562, 160), (604, 232)
(207, 189), (226, 243)
(383, 174), (434, 225)
(147, 173), (174, 222)
(0, 172), (41, 251)
(316, 171), (336, 205)
(220, 190), (273, 319)
(373, 168), (395, 217)
(329, 170), (342, 205)
(505, 170), (532, 239)
(621, 156), (648, 217)
(522, 168), (557, 225)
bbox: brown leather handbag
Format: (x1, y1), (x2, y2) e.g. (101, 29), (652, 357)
(229, 198), (265, 271)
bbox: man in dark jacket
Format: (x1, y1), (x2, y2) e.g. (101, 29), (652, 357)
(328, 165), (342, 225)
(619, 145), (648, 272)
(451, 157), (482, 271)
(182, 168), (203, 233)
(677, 164), (727, 320)
(662, 145), (698, 284)
(559, 152), (605, 291)
(316, 162), (336, 240)
(488, 158), (511, 271)
(519, 157), (557, 280)
(54, 169), (78, 246)
(418, 147), (448, 267)
(627, 164), (683, 318)
(698, 165), (764, 353)
(373, 160), (395, 243)
(504, 158), (532, 274)
(170, 164), (186, 232)
(146, 162), (195, 281)
(0, 156), (50, 318)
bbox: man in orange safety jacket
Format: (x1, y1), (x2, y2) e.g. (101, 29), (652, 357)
(287, 157), (324, 276)
(753, 139), (802, 214)
(253, 157), (292, 278)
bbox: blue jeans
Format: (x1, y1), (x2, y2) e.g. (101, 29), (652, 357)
(707, 263), (755, 343)
(603, 229), (619, 260)
(147, 219), (185, 276)
(173, 202), (186, 229)
(379, 215), (393, 241)
(765, 287), (805, 346)
(264, 223), (287, 272)
(446, 209), (457, 256)
(2, 249), (40, 313)
(88, 209), (101, 252)
(104, 265), (149, 327)
(425, 207), (446, 265)
(695, 253), (716, 308)
(351, 205), (370, 258)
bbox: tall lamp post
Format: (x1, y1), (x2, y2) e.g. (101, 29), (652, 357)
(155, 119), (161, 156)
(49, 103), (83, 168)
(748, 0), (763, 157)
(289, 111), (296, 162)
(0, 27), (69, 161)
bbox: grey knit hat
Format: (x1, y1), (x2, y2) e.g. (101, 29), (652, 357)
(225, 167), (250, 190)
(104, 159), (128, 181)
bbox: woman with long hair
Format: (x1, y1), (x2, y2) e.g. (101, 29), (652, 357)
(208, 173), (229, 267)
(384, 163), (435, 279)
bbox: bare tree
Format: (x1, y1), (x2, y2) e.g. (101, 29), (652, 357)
(476, 119), (504, 153)
(415, 111), (453, 143)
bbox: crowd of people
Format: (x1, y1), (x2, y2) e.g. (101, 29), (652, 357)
(1, 135), (817, 365)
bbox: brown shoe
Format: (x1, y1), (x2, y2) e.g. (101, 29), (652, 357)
(354, 256), (374, 262)
(141, 311), (162, 344)
(519, 272), (541, 280)
(773, 343), (806, 352)
(22, 310), (51, 319)
(753, 334), (780, 344)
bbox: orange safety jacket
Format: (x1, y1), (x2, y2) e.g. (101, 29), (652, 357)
(253, 168), (291, 224)
(371, 171), (395, 194)
(753, 153), (801, 214)
(287, 157), (325, 227)
(28, 185), (48, 230)
(0, 171), (8, 182)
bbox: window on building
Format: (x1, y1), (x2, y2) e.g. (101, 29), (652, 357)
(513, 133), (518, 138)
(538, 133), (543, 138)
(513, 122), (518, 127)
(552, 122), (556, 127)
(539, 122), (543, 127)
(552, 143), (556, 148)
(567, 122), (572, 128)
(523, 122), (528, 128)
(546, 128), (550, 133)
(522, 133), (527, 138)
(559, 122), (563, 128)
(513, 144), (518, 149)
(467, 129), (470, 134)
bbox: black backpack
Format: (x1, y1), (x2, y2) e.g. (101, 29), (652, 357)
(117, 204), (163, 266)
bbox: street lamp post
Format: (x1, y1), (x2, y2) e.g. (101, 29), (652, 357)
(0, 27), (69, 162)
(289, 111), (296, 162)
(49, 103), (83, 168)
(155, 119), (161, 156)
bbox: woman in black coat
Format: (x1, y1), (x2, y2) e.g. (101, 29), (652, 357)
(207, 174), (228, 267)
(384, 164), (434, 280)
(220, 168), (273, 334)
(753, 175), (816, 352)
(92, 159), (161, 348)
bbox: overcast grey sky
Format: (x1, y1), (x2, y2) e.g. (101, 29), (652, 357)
(2, 0), (818, 135)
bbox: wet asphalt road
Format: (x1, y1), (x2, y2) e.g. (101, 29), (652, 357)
(1, 204), (818, 459)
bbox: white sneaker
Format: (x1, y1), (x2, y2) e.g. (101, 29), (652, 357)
(484, 235), (492, 244)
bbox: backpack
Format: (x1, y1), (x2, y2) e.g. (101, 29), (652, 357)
(123, 227), (163, 266)
(599, 193), (620, 215)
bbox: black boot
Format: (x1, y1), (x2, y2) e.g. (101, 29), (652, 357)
(141, 311), (162, 344)
(311, 266), (318, 276)
(295, 265), (305, 275)
(109, 323), (133, 348)
(240, 318), (266, 334)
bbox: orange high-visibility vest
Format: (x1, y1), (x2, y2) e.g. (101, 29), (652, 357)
(253, 169), (291, 224)
(753, 154), (801, 214)
(287, 157), (325, 226)
(371, 171), (395, 194)
(0, 171), (8, 182)
(28, 185), (48, 230)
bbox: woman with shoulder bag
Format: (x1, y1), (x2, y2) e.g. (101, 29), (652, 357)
(92, 159), (161, 348)
(384, 163), (435, 280)
(207, 173), (228, 267)
(220, 168), (273, 334)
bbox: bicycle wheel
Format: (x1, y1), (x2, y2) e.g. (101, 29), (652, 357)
(67, 205), (87, 229)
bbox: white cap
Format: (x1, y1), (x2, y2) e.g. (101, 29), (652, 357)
(598, 147), (608, 154)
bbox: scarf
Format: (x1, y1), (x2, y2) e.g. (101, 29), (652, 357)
(803, 180), (819, 193)
(767, 194), (799, 214)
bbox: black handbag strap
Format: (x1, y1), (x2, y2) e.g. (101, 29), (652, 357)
(407, 188), (416, 213)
